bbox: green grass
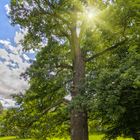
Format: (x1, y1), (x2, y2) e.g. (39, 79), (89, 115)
(0, 137), (31, 140)
(0, 135), (134, 140)
(0, 136), (16, 140)
(117, 138), (133, 140)
(89, 134), (133, 140)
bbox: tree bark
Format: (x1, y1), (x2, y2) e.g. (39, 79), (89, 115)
(70, 27), (89, 140)
(71, 110), (88, 140)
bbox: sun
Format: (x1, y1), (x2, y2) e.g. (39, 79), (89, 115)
(86, 7), (99, 20)
(87, 12), (94, 19)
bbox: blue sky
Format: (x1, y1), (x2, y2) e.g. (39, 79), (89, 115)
(0, 0), (18, 43)
(0, 0), (32, 104)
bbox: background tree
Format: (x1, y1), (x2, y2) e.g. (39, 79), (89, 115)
(89, 1), (140, 140)
(8, 0), (139, 139)
(92, 44), (140, 140)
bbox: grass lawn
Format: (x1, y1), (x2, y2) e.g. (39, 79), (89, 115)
(0, 135), (134, 140)
(0, 137), (31, 140)
(89, 134), (133, 140)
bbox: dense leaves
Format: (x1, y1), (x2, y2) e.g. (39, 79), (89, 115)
(91, 44), (140, 139)
(89, 2), (140, 138)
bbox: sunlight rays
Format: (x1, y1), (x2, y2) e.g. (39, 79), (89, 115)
(82, 5), (114, 33)
(85, 6), (99, 21)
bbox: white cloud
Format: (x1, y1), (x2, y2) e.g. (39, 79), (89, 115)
(0, 48), (9, 59)
(14, 28), (28, 44)
(28, 49), (35, 54)
(14, 31), (24, 44)
(0, 40), (16, 53)
(23, 54), (30, 61)
(0, 37), (31, 98)
(4, 4), (11, 15)
(0, 61), (29, 98)
(0, 97), (16, 108)
(64, 95), (72, 101)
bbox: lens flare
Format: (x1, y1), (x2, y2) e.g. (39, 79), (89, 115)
(86, 7), (99, 20)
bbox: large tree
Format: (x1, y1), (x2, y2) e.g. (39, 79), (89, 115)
(9, 0), (138, 139)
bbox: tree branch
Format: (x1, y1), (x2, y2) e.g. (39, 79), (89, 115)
(25, 98), (68, 129)
(34, 0), (70, 26)
(86, 39), (127, 62)
(42, 99), (64, 115)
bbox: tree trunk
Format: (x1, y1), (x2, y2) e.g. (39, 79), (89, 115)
(70, 27), (89, 140)
(71, 109), (88, 140)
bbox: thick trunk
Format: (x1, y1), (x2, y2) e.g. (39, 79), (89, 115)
(70, 27), (88, 140)
(71, 110), (88, 140)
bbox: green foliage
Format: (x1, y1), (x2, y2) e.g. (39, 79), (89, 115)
(89, 2), (140, 138)
(93, 45), (140, 139)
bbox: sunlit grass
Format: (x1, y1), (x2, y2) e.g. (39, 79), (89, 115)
(89, 134), (133, 140)
(0, 137), (31, 140)
(0, 135), (134, 140)
(0, 137), (15, 140)
(49, 136), (133, 140)
(0, 136), (16, 140)
(89, 134), (103, 140)
(117, 137), (133, 140)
